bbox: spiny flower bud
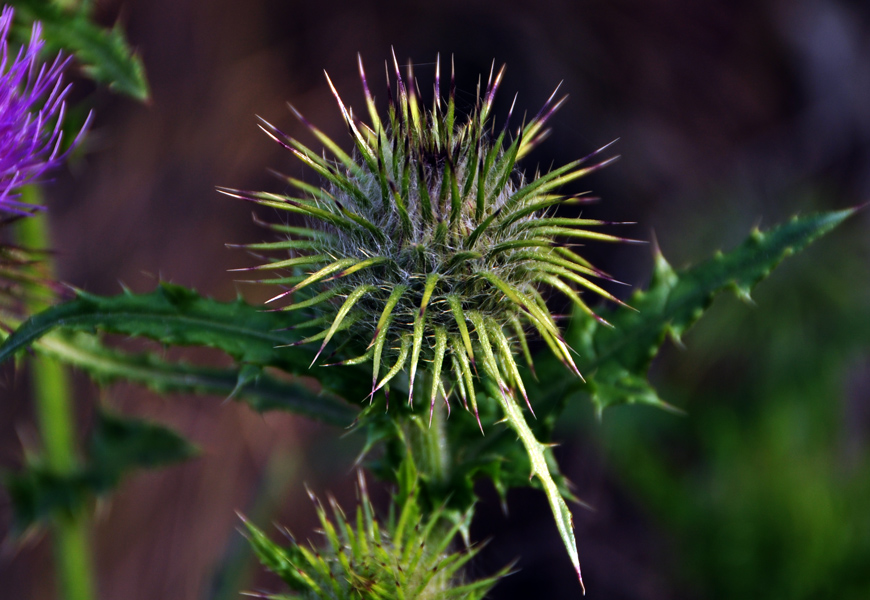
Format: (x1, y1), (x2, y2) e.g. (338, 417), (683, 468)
(223, 51), (634, 427)
(243, 472), (508, 599)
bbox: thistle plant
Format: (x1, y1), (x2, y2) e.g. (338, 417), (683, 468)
(218, 54), (642, 587)
(0, 36), (855, 599)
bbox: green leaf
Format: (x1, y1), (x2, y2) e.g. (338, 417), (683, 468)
(0, 283), (374, 407)
(4, 411), (196, 532)
(36, 331), (358, 427)
(483, 378), (585, 591)
(12, 0), (150, 101)
(570, 208), (856, 413)
(88, 411), (198, 477)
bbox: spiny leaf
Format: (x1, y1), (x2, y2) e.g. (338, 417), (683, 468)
(567, 208), (857, 414)
(510, 314), (535, 375)
(34, 331), (357, 426)
(12, 0), (149, 100)
(482, 378), (584, 592)
(0, 283), (306, 365)
(467, 311), (502, 391)
(0, 283), (373, 405)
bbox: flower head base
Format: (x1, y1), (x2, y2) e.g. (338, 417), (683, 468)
(0, 5), (86, 218)
(224, 52), (634, 427)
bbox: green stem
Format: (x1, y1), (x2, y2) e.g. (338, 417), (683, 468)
(405, 370), (450, 490)
(400, 369), (460, 551)
(16, 186), (97, 600)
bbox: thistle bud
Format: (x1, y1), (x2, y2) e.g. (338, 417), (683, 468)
(225, 51), (632, 426)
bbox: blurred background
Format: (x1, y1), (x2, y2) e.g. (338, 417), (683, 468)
(2, 0), (869, 598)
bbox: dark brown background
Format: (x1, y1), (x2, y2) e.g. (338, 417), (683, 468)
(2, 0), (869, 598)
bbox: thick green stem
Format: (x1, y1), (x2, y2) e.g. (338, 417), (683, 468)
(400, 371), (459, 543)
(401, 369), (459, 553)
(405, 370), (450, 490)
(16, 186), (97, 600)
(52, 509), (96, 600)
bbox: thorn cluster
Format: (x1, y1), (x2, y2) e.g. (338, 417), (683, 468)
(242, 471), (508, 600)
(224, 51), (634, 427)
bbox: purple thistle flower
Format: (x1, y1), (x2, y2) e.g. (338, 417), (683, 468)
(0, 5), (89, 218)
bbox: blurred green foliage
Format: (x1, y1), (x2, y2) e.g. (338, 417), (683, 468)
(4, 410), (197, 533)
(600, 208), (870, 598)
(10, 0), (149, 101)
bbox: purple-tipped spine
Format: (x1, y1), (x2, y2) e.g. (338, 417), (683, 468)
(0, 6), (90, 217)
